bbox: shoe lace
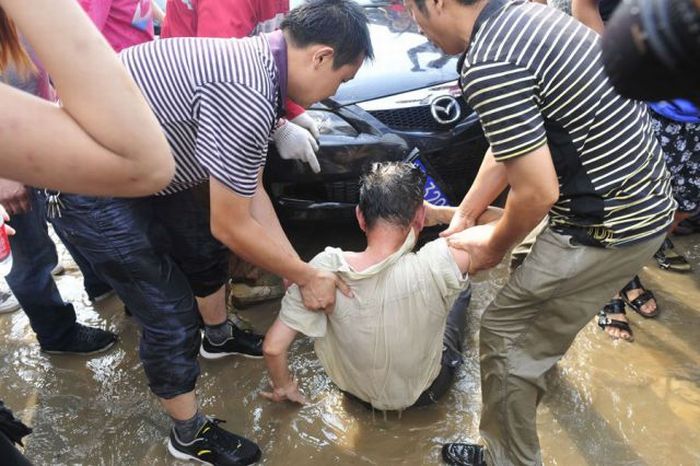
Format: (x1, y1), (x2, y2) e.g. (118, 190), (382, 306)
(201, 418), (243, 455)
(74, 324), (100, 345)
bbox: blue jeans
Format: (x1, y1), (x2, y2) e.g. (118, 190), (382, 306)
(4, 191), (100, 348)
(47, 188), (228, 399)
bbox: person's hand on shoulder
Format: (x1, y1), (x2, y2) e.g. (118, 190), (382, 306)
(447, 223), (505, 274)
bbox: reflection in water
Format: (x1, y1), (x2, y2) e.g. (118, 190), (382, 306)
(0, 233), (698, 465)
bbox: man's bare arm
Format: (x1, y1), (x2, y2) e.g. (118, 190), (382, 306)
(261, 319), (306, 404)
(440, 148), (508, 236)
(210, 178), (352, 311)
(249, 174), (298, 259)
(444, 207), (504, 274)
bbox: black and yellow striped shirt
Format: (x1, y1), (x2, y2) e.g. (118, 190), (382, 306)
(461, 0), (675, 247)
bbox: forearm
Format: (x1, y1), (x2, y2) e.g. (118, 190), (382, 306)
(263, 319), (300, 392)
(250, 185), (298, 259)
(456, 149), (508, 223)
(213, 213), (313, 286)
(265, 351), (294, 391)
(489, 183), (553, 253)
(429, 205), (503, 226)
(0, 0), (173, 188)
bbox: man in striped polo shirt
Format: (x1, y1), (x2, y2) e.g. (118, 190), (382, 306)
(47, 1), (372, 464)
(405, 0), (675, 465)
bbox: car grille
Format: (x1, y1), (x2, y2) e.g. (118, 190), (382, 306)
(421, 134), (489, 204)
(369, 101), (471, 132)
(325, 180), (360, 204)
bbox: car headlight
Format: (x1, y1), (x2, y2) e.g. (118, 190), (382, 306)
(306, 110), (358, 137)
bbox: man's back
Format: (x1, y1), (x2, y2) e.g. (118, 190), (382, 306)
(279, 234), (468, 410)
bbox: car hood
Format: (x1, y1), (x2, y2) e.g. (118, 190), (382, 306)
(328, 2), (460, 106)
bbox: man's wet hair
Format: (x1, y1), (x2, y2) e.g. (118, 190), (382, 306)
(412, 0), (481, 15)
(282, 0), (374, 69)
(359, 162), (427, 230)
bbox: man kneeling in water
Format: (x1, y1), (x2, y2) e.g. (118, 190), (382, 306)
(262, 162), (501, 410)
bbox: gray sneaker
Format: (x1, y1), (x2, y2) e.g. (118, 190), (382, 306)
(0, 291), (21, 314)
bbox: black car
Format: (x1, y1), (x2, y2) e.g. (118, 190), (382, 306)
(264, 0), (489, 223)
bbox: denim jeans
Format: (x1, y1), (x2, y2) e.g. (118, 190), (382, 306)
(46, 188), (228, 399)
(6, 191), (75, 348)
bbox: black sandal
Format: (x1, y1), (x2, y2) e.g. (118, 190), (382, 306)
(620, 275), (660, 318)
(654, 238), (692, 273)
(598, 298), (634, 341)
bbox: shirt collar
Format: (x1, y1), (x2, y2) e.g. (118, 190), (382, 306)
(330, 229), (418, 280)
(265, 30), (288, 118)
(471, 0), (510, 41)
(457, 0), (510, 79)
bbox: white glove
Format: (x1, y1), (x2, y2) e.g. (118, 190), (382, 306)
(272, 119), (321, 173)
(290, 112), (320, 140)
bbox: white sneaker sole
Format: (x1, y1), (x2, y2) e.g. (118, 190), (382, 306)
(167, 438), (214, 465)
(199, 345), (264, 360)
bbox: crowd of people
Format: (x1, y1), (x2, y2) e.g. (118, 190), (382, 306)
(0, 0), (696, 465)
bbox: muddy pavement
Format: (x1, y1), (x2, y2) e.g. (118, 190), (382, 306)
(1, 225), (698, 465)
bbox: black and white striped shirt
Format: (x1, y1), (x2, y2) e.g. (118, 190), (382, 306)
(119, 34), (279, 197)
(461, 0), (675, 247)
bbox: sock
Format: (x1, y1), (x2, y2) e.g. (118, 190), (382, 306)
(204, 319), (233, 345)
(173, 411), (207, 443)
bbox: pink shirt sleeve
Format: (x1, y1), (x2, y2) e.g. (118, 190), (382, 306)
(286, 99), (305, 120)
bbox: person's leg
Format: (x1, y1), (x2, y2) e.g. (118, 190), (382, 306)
(152, 188), (263, 359)
(443, 287), (471, 353)
(477, 230), (664, 466)
(413, 287), (472, 407)
(52, 226), (113, 301)
(48, 192), (260, 464)
(47, 193), (201, 402)
(650, 116), (698, 271)
(0, 432), (32, 466)
(7, 191), (116, 353)
(5, 191), (75, 348)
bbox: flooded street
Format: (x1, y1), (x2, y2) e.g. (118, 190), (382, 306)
(1, 228), (698, 466)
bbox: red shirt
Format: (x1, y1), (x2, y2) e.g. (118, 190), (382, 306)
(161, 0), (302, 118)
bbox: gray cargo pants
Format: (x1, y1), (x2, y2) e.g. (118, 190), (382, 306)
(479, 228), (664, 465)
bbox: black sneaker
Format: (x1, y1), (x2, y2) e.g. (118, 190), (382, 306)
(42, 323), (117, 355)
(167, 418), (261, 466)
(442, 443), (487, 466)
(200, 320), (263, 360)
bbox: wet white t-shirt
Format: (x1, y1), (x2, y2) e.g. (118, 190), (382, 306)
(280, 231), (469, 410)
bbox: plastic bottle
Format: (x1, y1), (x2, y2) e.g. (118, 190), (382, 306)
(0, 218), (13, 276)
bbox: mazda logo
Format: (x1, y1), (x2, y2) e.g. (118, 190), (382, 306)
(430, 95), (461, 125)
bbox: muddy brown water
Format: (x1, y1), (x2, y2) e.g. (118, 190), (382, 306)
(1, 227), (698, 465)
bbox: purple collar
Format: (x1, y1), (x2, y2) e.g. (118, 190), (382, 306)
(265, 30), (288, 118)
